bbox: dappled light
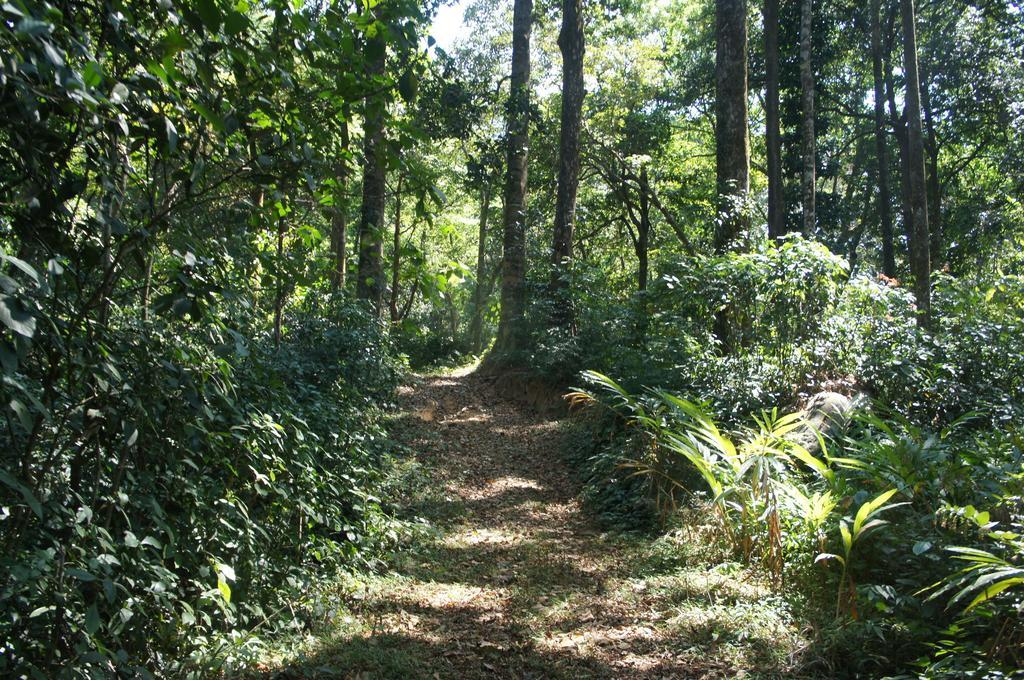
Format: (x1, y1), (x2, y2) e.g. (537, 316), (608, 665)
(258, 372), (806, 679)
(1, 0), (1021, 675)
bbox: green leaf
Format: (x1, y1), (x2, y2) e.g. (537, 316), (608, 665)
(197, 0), (222, 32)
(0, 293), (38, 337)
(84, 603), (100, 635)
(66, 568), (96, 582)
(840, 521), (852, 557)
(2, 253), (40, 284)
(217, 563), (236, 582)
(164, 118), (178, 154)
(0, 468), (42, 518)
(193, 101), (225, 132)
(140, 536), (163, 550)
(223, 10), (247, 35)
(965, 577), (1024, 611)
(10, 398), (32, 431)
(815, 552), (844, 566)
(398, 70), (418, 102)
(787, 442), (834, 483)
(110, 82), (129, 104)
(217, 575), (231, 604)
(82, 61), (103, 88)
(853, 489), (899, 536)
(41, 40), (64, 67)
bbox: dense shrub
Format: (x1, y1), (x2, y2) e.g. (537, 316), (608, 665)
(0, 260), (404, 676)
(546, 237), (1024, 427)
(571, 371), (1024, 676)
(556, 240), (1024, 676)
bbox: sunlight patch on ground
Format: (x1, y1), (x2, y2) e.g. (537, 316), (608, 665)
(523, 420), (562, 433)
(627, 568), (771, 605)
(486, 475), (545, 492)
(536, 623), (662, 659)
(446, 526), (524, 547)
(411, 582), (508, 610)
(457, 475), (546, 501)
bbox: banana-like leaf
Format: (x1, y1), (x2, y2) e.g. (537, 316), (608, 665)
(840, 521), (852, 557)
(965, 576), (1024, 611)
(815, 552), (845, 566)
(852, 489), (903, 537)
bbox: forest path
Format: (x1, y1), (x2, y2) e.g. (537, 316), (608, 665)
(268, 369), (800, 679)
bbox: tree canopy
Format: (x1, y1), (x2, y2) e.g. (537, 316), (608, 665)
(1, 0), (1023, 675)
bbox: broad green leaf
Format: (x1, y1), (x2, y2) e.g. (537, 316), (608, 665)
(110, 82), (129, 104)
(840, 521), (852, 557)
(223, 10), (247, 35)
(82, 61), (103, 87)
(217, 575), (231, 604)
(0, 294), (37, 337)
(197, 0), (222, 32)
(84, 603), (100, 635)
(965, 577), (1024, 611)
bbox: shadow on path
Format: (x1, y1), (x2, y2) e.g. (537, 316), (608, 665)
(264, 370), (797, 679)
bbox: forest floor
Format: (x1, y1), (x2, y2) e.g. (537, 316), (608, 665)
(258, 368), (811, 679)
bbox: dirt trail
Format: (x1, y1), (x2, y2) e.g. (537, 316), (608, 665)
(270, 369), (799, 679)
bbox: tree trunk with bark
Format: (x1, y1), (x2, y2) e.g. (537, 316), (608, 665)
(356, 35), (387, 313)
(900, 0), (932, 327)
(714, 0), (750, 253)
(388, 173), (404, 323)
(549, 0), (585, 330)
(920, 71), (942, 268)
(764, 0), (785, 240)
(491, 0), (533, 359)
(714, 0), (749, 351)
(871, 0), (896, 277)
(883, 6), (914, 245)
(273, 210), (285, 350)
(799, 0), (815, 236)
(330, 117), (350, 291)
(469, 180), (493, 353)
(637, 166), (650, 293)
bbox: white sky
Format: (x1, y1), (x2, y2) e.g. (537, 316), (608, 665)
(429, 0), (469, 52)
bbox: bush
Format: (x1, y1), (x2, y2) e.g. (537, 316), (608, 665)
(0, 273), (405, 676)
(568, 368), (1024, 676)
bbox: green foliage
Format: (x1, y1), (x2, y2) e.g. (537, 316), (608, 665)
(569, 367), (1023, 675)
(859, 274), (1024, 425)
(0, 292), (405, 674)
(572, 371), (842, 583)
(0, 0), (426, 674)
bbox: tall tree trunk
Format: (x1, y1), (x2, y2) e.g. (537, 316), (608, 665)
(356, 35), (387, 313)
(470, 181), (493, 353)
(330, 117), (350, 291)
(871, 0), (896, 276)
(920, 72), (942, 268)
(273, 210), (285, 350)
(714, 0), (749, 350)
(635, 167), (651, 345)
(637, 167), (650, 293)
(549, 0), (585, 330)
(764, 0), (785, 240)
(714, 0), (750, 252)
(883, 7), (913, 245)
(900, 0), (931, 327)
(492, 0), (533, 359)
(389, 173), (405, 323)
(799, 0), (815, 236)
(141, 254), (153, 322)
